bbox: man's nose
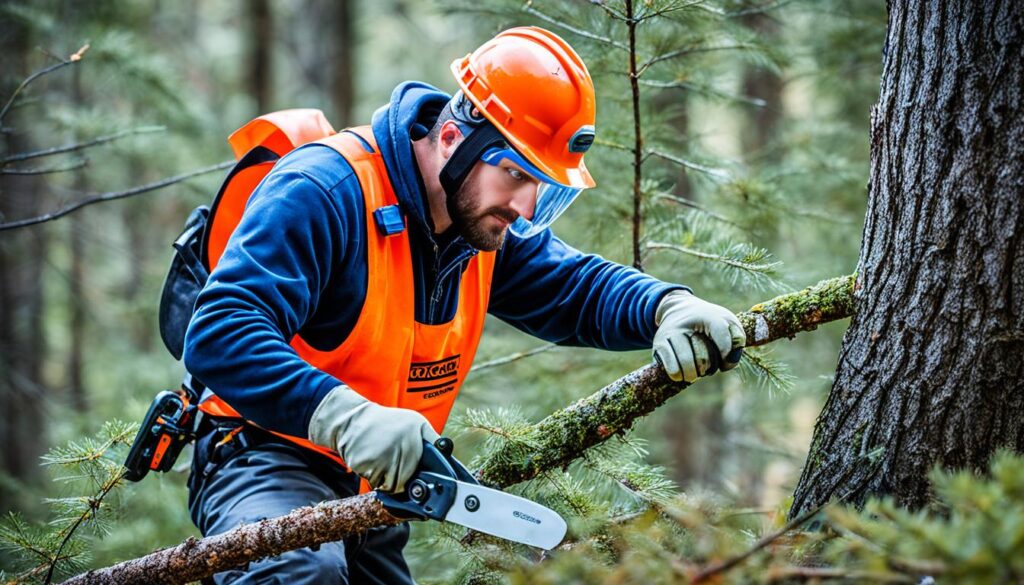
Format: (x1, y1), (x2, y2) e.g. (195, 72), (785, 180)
(509, 184), (537, 221)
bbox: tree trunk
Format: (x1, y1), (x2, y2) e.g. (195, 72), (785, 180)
(248, 0), (273, 114)
(791, 0), (1024, 515)
(739, 10), (783, 165)
(69, 63), (88, 412)
(329, 0), (355, 127)
(0, 20), (48, 487)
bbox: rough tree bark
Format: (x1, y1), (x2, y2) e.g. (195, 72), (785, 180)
(791, 1), (1024, 515)
(61, 275), (856, 585)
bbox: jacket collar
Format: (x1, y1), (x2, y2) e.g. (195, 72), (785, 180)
(371, 81), (451, 241)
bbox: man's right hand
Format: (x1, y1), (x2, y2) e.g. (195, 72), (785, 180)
(308, 385), (439, 493)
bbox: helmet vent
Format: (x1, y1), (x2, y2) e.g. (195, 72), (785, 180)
(568, 125), (595, 153)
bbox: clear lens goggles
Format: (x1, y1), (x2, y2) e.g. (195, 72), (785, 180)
(480, 147), (583, 238)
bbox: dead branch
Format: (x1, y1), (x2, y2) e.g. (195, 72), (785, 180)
(0, 161), (233, 231)
(0, 44), (89, 125)
(0, 127), (165, 166)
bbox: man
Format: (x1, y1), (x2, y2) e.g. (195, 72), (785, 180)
(184, 26), (745, 584)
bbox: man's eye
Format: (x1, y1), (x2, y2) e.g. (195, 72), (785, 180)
(507, 168), (525, 181)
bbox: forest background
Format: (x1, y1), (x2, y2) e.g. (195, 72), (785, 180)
(5, 0), (1012, 583)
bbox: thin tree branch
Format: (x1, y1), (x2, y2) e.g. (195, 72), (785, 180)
(43, 470), (127, 585)
(651, 192), (740, 227)
(1, 159), (88, 176)
(637, 43), (758, 77)
(1, 127), (165, 166)
(635, 0), (705, 23)
(0, 44), (89, 125)
(646, 241), (779, 274)
(61, 275), (857, 585)
(574, 0), (629, 22)
(626, 0), (644, 271)
(522, 4), (630, 52)
(639, 78), (768, 106)
(691, 499), (828, 583)
(0, 161), (234, 231)
(646, 148), (731, 180)
(468, 343), (558, 375)
(692, 446), (880, 583)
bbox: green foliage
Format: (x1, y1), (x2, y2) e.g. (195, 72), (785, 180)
(0, 421), (135, 584)
(454, 452), (1024, 584)
(824, 451), (1024, 584)
(0, 0), (898, 583)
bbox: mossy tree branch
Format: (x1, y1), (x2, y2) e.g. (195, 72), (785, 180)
(476, 273), (857, 486)
(61, 274), (856, 585)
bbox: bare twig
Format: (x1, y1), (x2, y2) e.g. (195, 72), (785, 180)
(468, 343), (558, 375)
(691, 499), (827, 582)
(692, 447), (881, 583)
(0, 44), (89, 125)
(0, 126), (165, 166)
(0, 161), (233, 231)
(1, 159), (88, 176)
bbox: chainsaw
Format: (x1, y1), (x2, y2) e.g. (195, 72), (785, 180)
(378, 438), (568, 550)
(124, 385), (567, 549)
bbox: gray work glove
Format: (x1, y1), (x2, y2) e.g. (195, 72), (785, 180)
(308, 385), (439, 493)
(653, 290), (746, 383)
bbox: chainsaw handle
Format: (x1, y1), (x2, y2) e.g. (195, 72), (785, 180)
(377, 437), (476, 520)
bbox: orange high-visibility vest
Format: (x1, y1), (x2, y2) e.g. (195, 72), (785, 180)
(198, 111), (496, 469)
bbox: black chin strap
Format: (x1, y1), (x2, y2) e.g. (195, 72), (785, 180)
(438, 124), (506, 201)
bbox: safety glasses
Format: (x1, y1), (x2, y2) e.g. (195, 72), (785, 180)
(480, 147), (583, 238)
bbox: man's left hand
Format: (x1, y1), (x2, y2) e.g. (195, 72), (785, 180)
(653, 290), (745, 383)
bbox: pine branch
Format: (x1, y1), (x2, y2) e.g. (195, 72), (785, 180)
(43, 470), (126, 585)
(60, 274), (857, 585)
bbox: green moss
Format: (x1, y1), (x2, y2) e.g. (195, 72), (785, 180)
(742, 274), (856, 343)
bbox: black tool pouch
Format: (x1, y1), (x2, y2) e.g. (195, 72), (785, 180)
(159, 205), (210, 360)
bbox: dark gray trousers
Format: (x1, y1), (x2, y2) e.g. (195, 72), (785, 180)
(188, 422), (414, 584)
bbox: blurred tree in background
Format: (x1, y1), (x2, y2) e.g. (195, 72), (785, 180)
(2, 0), (1020, 583)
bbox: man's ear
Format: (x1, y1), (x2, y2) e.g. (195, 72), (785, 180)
(439, 120), (464, 160)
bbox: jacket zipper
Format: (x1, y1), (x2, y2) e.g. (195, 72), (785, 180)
(427, 244), (476, 323)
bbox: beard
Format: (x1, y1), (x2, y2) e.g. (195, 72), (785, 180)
(446, 175), (518, 252)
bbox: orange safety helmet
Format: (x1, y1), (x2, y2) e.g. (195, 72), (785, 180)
(451, 26), (597, 190)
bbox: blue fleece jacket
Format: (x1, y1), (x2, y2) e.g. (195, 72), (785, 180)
(183, 82), (686, 438)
